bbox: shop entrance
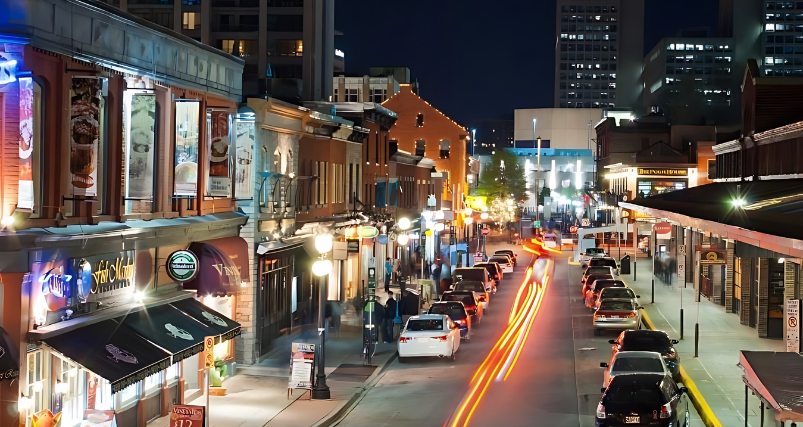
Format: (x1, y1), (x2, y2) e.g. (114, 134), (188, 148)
(258, 256), (293, 357)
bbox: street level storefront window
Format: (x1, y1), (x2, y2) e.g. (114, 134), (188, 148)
(56, 357), (85, 427)
(636, 179), (686, 198)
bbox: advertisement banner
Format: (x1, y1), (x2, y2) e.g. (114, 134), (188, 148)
(208, 111), (231, 197)
(126, 94), (156, 200)
(170, 405), (204, 427)
(289, 342), (315, 390)
(234, 121), (254, 198)
(175, 102), (200, 195)
(69, 77), (102, 196)
(18, 77), (34, 210)
(787, 299), (799, 352)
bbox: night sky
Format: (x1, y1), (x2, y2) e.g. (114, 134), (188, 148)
(335, 1), (720, 128)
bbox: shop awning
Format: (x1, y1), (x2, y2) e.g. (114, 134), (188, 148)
(184, 237), (250, 296)
(171, 298), (241, 342)
(0, 326), (20, 381)
(43, 320), (171, 393)
(740, 351), (803, 422)
(120, 304), (218, 363)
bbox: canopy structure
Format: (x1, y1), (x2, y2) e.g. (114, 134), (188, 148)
(121, 304), (218, 363)
(171, 298), (241, 342)
(740, 351), (803, 423)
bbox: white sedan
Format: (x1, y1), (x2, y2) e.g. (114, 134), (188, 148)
(398, 315), (461, 362)
(488, 255), (513, 274)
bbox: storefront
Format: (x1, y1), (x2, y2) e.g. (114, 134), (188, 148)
(605, 165), (698, 200)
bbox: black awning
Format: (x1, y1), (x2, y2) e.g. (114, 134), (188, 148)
(171, 298), (241, 342)
(43, 320), (170, 393)
(741, 351), (803, 421)
(120, 304), (217, 363)
(0, 326), (20, 381)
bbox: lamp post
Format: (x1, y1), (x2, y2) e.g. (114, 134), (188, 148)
(536, 136), (542, 221)
(312, 233), (333, 400)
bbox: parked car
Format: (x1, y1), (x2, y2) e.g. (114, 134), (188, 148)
(427, 301), (472, 340)
(453, 267), (495, 294)
(441, 290), (483, 325)
(397, 314), (461, 362)
(599, 351), (671, 388)
(453, 280), (490, 312)
(588, 256), (620, 275)
(488, 255), (513, 274)
(593, 299), (643, 335)
(609, 330), (681, 378)
(596, 373), (690, 427)
(474, 262), (502, 288)
(584, 279), (630, 309)
(580, 247), (609, 267)
(589, 286), (639, 310)
(494, 250), (517, 266)
(543, 232), (559, 248)
(581, 266), (618, 295)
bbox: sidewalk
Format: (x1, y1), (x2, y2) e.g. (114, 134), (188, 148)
(625, 258), (783, 427)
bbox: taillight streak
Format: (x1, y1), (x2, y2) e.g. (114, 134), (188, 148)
(434, 335), (448, 341)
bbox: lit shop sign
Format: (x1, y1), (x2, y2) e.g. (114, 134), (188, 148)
(166, 250), (199, 282)
(72, 251), (136, 301)
(637, 168), (688, 177)
(212, 263), (240, 279)
(40, 268), (72, 299)
(0, 58), (18, 85)
(91, 258), (135, 293)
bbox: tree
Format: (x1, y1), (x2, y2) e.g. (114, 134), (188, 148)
(476, 150), (528, 202)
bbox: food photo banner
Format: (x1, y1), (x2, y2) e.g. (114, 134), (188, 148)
(70, 77), (102, 196)
(126, 94), (156, 200)
(175, 101), (200, 196)
(208, 111), (231, 197)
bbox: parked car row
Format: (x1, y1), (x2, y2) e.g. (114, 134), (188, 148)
(397, 250), (519, 363)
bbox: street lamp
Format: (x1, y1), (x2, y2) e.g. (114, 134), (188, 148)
(312, 233), (333, 400)
(536, 136), (542, 221)
(398, 217), (411, 230)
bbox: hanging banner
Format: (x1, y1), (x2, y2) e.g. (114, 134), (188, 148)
(288, 342), (315, 390)
(174, 102), (200, 195)
(69, 77), (102, 196)
(208, 111), (231, 197)
(234, 121), (254, 198)
(126, 94), (156, 200)
(18, 77), (34, 210)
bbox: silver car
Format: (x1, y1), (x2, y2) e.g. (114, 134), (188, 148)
(586, 282), (636, 309)
(593, 298), (643, 335)
(599, 351), (670, 388)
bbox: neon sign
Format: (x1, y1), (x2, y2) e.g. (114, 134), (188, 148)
(40, 268), (72, 299)
(0, 58), (17, 85)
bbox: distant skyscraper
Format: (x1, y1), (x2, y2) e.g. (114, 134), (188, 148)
(554, 0), (644, 110)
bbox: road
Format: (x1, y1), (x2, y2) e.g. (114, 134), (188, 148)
(335, 244), (701, 427)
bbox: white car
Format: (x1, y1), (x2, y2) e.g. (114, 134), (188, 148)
(543, 233), (559, 248)
(488, 255), (513, 274)
(580, 248), (609, 267)
(599, 351), (670, 388)
(398, 314), (461, 362)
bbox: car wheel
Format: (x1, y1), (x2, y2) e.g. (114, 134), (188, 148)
(593, 328), (600, 336)
(398, 354), (406, 363)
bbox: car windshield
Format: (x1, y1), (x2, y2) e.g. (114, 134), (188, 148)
(590, 259), (617, 268)
(595, 281), (625, 291)
(454, 282), (485, 292)
(586, 248), (605, 255)
(600, 300), (635, 311)
(443, 294), (476, 307)
(489, 257), (508, 264)
(495, 251), (514, 257)
(405, 319), (443, 331)
(428, 304), (467, 319)
(585, 267), (612, 275)
(605, 384), (665, 407)
(601, 288), (635, 299)
(621, 334), (674, 352)
(612, 357), (664, 373)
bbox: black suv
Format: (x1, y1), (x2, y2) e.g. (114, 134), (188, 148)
(596, 373), (689, 427)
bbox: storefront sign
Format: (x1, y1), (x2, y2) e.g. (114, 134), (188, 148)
(289, 342), (315, 390)
(637, 168), (688, 177)
(204, 336), (215, 369)
(125, 94), (156, 201)
(175, 101), (200, 195)
(170, 405), (204, 427)
(234, 121), (254, 198)
(81, 409), (115, 427)
(207, 111), (231, 197)
(69, 77), (103, 197)
(18, 77), (34, 210)
(788, 299), (800, 352)
(69, 251), (136, 301)
(653, 222), (672, 238)
(166, 250), (199, 282)
(695, 246), (727, 265)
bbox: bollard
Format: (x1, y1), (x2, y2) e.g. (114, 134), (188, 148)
(633, 261), (637, 281)
(694, 323), (699, 358)
(651, 279), (655, 304)
(680, 308), (684, 340)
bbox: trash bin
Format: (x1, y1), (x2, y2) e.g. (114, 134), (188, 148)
(620, 254), (631, 275)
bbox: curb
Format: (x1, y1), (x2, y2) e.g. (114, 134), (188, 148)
(311, 351), (398, 427)
(638, 310), (723, 427)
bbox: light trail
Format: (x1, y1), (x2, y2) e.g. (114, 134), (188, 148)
(448, 255), (554, 427)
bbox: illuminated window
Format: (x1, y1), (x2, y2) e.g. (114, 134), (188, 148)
(183, 12), (201, 30)
(416, 113), (424, 127)
(219, 40), (235, 54)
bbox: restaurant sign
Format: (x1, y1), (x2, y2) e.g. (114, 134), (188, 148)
(637, 168), (688, 177)
(166, 250), (199, 282)
(695, 246), (727, 265)
(73, 251), (136, 301)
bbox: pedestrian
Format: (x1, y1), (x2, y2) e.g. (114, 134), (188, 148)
(393, 259), (401, 285)
(385, 292), (398, 342)
(385, 257), (392, 293)
(331, 300), (344, 337)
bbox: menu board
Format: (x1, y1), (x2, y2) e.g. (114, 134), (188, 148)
(289, 342), (315, 390)
(170, 405), (204, 427)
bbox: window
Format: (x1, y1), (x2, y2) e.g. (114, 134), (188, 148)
(56, 358), (85, 427)
(415, 140), (426, 157)
(274, 39), (303, 56)
(266, 14), (303, 31)
(123, 91), (156, 215)
(183, 12), (201, 29)
(440, 140), (450, 159)
(144, 371), (161, 392)
(27, 350), (48, 415)
(346, 88), (358, 102)
(316, 161), (328, 205)
(220, 40), (235, 54)
(416, 113), (424, 127)
(372, 88), (387, 103)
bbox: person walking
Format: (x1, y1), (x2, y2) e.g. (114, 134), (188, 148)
(384, 257), (392, 293)
(385, 292), (398, 342)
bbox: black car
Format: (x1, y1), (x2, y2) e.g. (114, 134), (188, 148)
(596, 373), (689, 427)
(441, 291), (483, 325)
(609, 330), (681, 378)
(494, 249), (517, 266)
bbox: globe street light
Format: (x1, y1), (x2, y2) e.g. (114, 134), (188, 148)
(398, 217), (411, 230)
(312, 233), (333, 400)
(397, 234), (409, 245)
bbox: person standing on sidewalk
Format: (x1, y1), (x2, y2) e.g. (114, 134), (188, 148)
(385, 257), (392, 293)
(385, 292), (398, 342)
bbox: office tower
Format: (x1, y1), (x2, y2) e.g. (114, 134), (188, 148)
(555, 0), (644, 110)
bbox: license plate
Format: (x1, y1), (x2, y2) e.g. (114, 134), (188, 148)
(625, 416), (639, 423)
(415, 337), (428, 342)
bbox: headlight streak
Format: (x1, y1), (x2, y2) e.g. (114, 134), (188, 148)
(448, 256), (553, 427)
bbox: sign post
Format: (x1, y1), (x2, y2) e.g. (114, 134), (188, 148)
(367, 267), (376, 297)
(787, 299), (800, 352)
(204, 336), (214, 427)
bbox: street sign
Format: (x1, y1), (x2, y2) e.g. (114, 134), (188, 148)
(581, 218), (590, 226)
(534, 221), (541, 228)
(481, 228), (490, 236)
(570, 226), (578, 234)
(787, 299), (800, 352)
(678, 245), (686, 256)
(204, 336), (215, 369)
(677, 262), (685, 275)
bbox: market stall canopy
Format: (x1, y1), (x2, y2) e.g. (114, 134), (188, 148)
(120, 304), (218, 363)
(184, 237), (249, 296)
(0, 326), (20, 380)
(171, 298), (241, 342)
(740, 351), (803, 422)
(43, 319), (170, 393)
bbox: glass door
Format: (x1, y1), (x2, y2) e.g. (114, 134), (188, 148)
(26, 350), (48, 427)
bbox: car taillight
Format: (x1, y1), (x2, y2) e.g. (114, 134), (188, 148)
(433, 336), (448, 341)
(454, 319), (466, 325)
(494, 274), (499, 279)
(596, 403), (606, 419)
(665, 351), (677, 360)
(660, 402), (672, 418)
(479, 295), (488, 302)
(626, 311), (638, 318)
(594, 312), (605, 318)
(399, 336), (410, 343)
